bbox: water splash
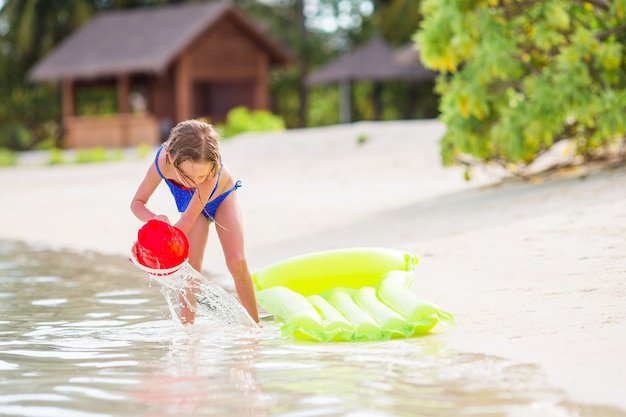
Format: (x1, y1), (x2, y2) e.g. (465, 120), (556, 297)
(2, 242), (625, 417)
(147, 263), (258, 328)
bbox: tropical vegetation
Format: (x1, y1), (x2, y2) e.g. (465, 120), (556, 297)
(0, 0), (428, 150)
(416, 0), (626, 173)
(1, 0), (625, 174)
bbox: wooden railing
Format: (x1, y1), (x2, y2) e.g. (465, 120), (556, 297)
(63, 113), (160, 148)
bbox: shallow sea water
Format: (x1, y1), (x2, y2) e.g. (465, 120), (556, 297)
(1, 241), (624, 417)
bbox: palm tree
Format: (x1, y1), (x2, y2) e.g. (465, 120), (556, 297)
(375, 0), (423, 46)
(0, 0), (187, 87)
(0, 0), (95, 86)
(0, 0), (187, 150)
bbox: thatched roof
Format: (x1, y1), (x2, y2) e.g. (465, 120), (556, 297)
(28, 3), (290, 82)
(307, 36), (436, 85)
(396, 43), (427, 66)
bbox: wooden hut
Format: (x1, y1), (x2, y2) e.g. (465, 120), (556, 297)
(307, 36), (436, 123)
(28, 3), (290, 148)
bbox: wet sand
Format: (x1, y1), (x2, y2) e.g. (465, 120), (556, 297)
(1, 120), (624, 412)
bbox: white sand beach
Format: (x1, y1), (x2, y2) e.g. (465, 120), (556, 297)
(1, 120), (625, 412)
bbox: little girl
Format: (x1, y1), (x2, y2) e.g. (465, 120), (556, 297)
(131, 119), (259, 324)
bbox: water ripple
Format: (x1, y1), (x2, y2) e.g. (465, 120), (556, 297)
(0, 241), (624, 417)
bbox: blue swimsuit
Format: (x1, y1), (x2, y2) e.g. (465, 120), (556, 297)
(154, 146), (241, 221)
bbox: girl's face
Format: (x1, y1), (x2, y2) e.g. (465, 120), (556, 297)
(175, 160), (214, 188)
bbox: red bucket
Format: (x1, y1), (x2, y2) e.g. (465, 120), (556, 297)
(131, 219), (189, 274)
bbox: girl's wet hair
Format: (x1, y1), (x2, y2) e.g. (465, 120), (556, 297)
(164, 119), (220, 187)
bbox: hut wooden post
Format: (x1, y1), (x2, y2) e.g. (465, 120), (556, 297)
(255, 54), (269, 109)
(373, 81), (383, 121)
(339, 80), (352, 123)
(118, 74), (130, 113)
(118, 74), (130, 146)
(175, 52), (192, 122)
(61, 78), (75, 147)
(61, 78), (74, 118)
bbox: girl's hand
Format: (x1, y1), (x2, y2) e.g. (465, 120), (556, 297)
(152, 214), (170, 224)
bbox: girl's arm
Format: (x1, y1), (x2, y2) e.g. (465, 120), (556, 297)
(173, 170), (226, 233)
(130, 164), (164, 222)
(173, 184), (211, 233)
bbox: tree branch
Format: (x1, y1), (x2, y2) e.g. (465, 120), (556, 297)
(597, 22), (626, 40)
(571, 0), (610, 11)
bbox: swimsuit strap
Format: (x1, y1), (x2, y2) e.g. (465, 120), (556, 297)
(207, 157), (223, 201)
(154, 146), (167, 180)
(155, 145), (223, 197)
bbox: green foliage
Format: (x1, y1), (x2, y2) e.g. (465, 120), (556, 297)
(76, 86), (118, 116)
(216, 106), (286, 139)
(0, 0), (435, 153)
(0, 85), (61, 150)
(0, 0), (90, 151)
(48, 148), (66, 165)
(376, 0), (424, 46)
(49, 147), (124, 165)
(416, 0), (626, 171)
(259, 0), (431, 127)
(73, 147), (124, 164)
(74, 148), (108, 164)
(307, 85), (340, 126)
(35, 136), (60, 151)
(271, 66), (305, 129)
(307, 79), (439, 126)
(0, 0), (95, 88)
(136, 142), (152, 159)
(0, 148), (18, 167)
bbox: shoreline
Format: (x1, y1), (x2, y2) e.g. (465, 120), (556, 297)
(1, 120), (625, 412)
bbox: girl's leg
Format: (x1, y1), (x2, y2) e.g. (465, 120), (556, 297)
(179, 214), (209, 325)
(214, 193), (259, 322)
